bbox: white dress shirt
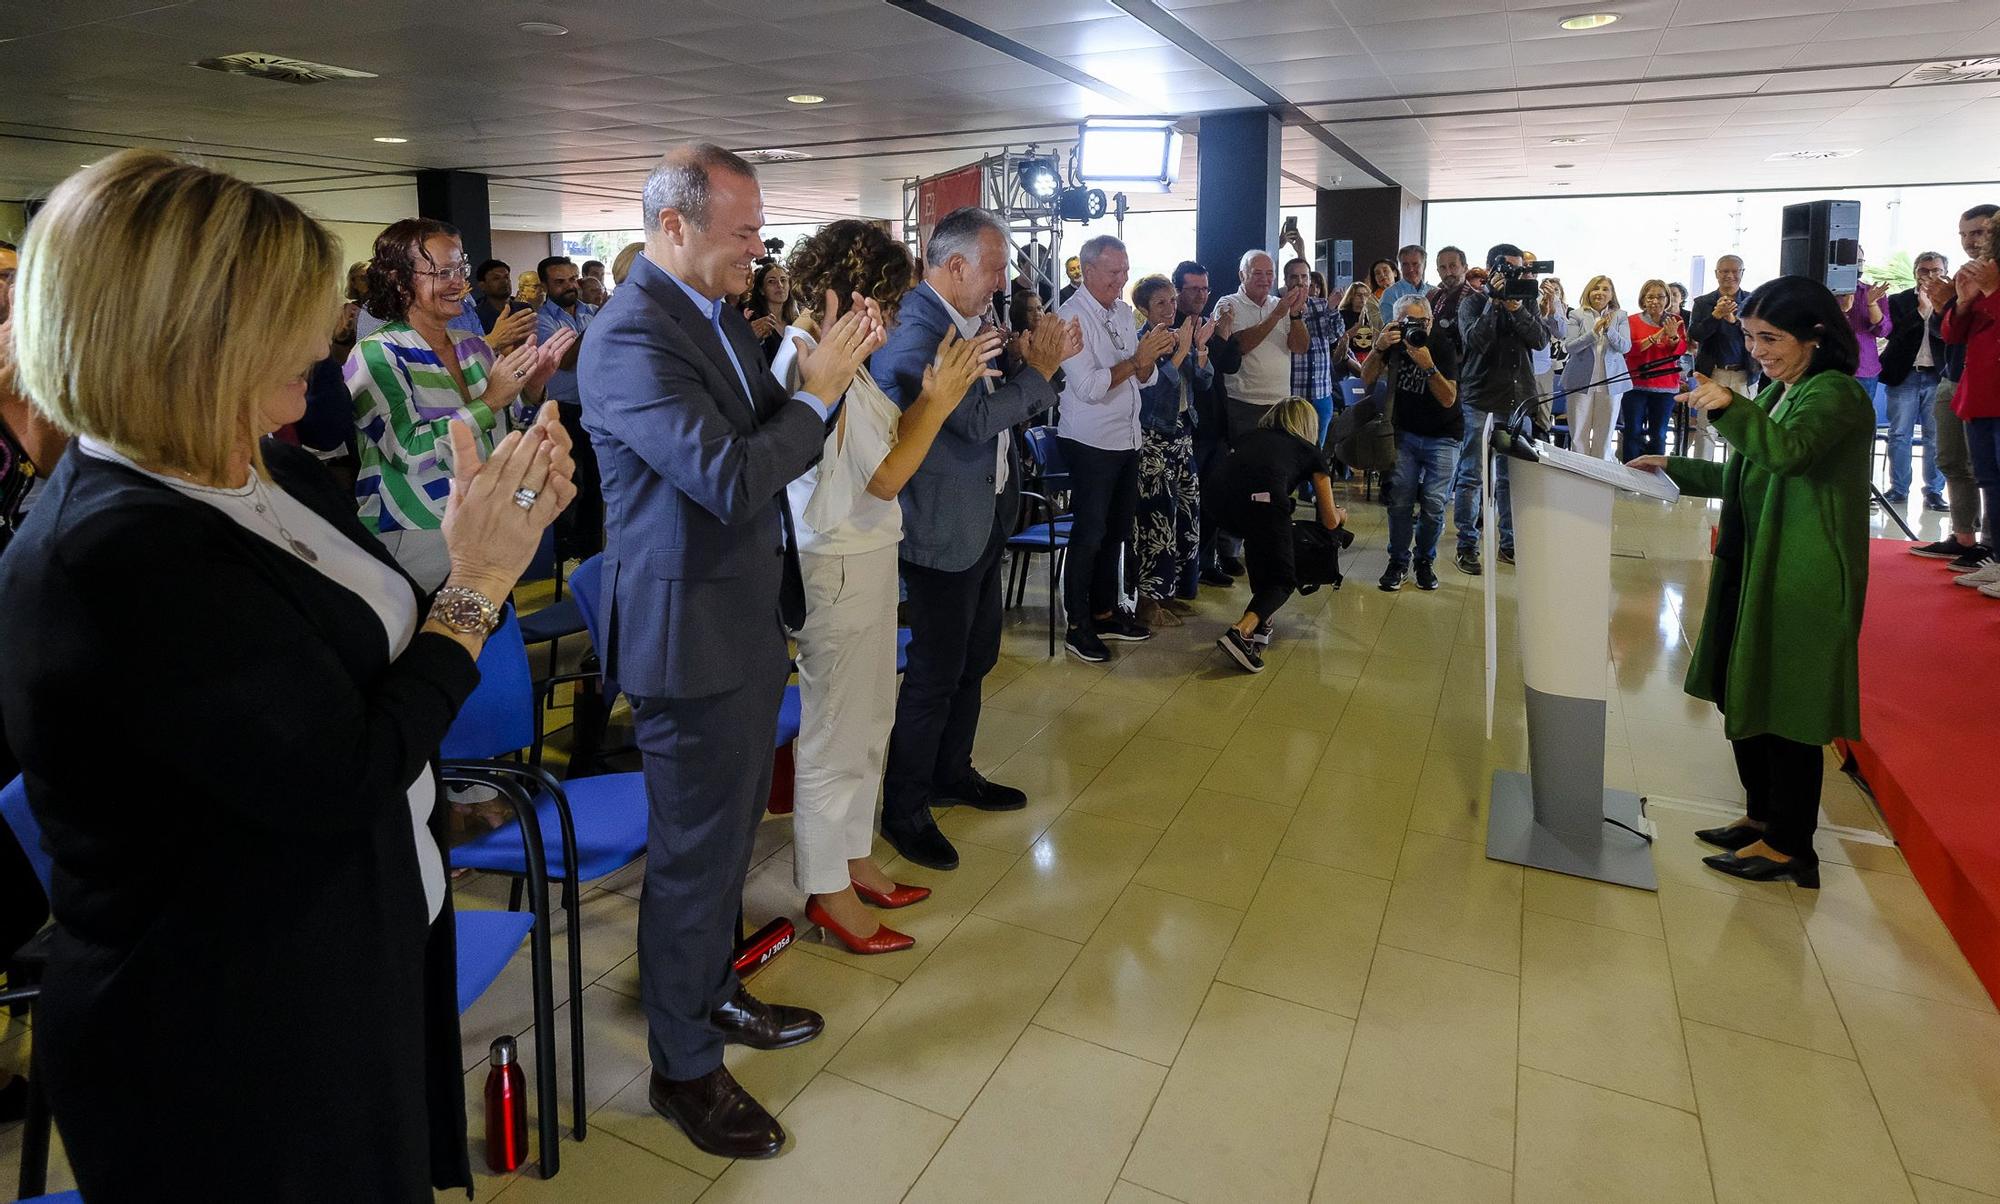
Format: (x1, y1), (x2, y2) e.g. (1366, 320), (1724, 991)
(1055, 287), (1145, 451)
(924, 282), (1007, 495)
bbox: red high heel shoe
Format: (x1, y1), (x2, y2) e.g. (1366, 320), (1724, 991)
(851, 879), (931, 909)
(806, 898), (914, 955)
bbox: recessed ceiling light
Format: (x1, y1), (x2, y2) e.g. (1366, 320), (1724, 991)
(1558, 13), (1619, 30)
(373, 136), (408, 144)
(742, 148), (812, 163)
(1767, 148), (1860, 161)
(1553, 162), (1575, 169)
(787, 93), (825, 105)
(517, 20), (568, 36)
(1547, 136), (1589, 145)
(1553, 182), (1573, 187)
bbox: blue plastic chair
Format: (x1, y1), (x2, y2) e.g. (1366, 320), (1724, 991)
(1019, 426), (1074, 527)
(1006, 490), (1070, 656)
(441, 606), (652, 1142)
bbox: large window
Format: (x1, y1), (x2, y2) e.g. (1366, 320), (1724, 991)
(1427, 184), (1998, 301)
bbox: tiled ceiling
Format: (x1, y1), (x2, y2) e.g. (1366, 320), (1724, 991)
(3, 0), (2000, 233)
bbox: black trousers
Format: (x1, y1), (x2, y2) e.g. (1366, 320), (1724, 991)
(1192, 435), (1228, 575)
(1056, 438), (1140, 632)
(1219, 495), (1297, 625)
(1729, 733), (1825, 859)
(554, 401), (604, 562)
(882, 513), (1006, 836)
(628, 641), (789, 1079)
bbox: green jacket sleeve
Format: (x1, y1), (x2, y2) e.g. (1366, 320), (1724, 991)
(1663, 456), (1724, 497)
(1710, 374), (1871, 477)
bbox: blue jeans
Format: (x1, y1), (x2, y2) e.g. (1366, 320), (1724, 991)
(1307, 394), (1335, 449)
(1388, 432), (1460, 567)
(1884, 367), (1945, 498)
(1619, 389), (1674, 459)
(1453, 420), (1512, 554)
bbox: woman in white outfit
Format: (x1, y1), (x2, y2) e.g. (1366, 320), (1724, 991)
(1561, 275), (1631, 459)
(772, 220), (1002, 954)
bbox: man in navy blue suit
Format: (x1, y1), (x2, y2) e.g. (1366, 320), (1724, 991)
(579, 143), (883, 1159)
(872, 207), (1080, 870)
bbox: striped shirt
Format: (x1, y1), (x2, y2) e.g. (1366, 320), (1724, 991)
(347, 322), (507, 532)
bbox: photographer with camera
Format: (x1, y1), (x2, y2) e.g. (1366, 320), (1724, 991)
(1451, 243), (1550, 575)
(1364, 296), (1460, 592)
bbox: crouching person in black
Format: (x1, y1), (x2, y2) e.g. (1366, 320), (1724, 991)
(1212, 396), (1348, 672)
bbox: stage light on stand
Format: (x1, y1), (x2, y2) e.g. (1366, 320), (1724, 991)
(1058, 187), (1108, 223)
(1076, 116), (1183, 194)
(1017, 156), (1062, 204)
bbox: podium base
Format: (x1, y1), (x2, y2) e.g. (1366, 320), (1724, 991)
(1486, 770), (1658, 891)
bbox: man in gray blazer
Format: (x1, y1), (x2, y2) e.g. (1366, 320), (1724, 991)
(579, 143), (882, 1159)
(872, 206), (1080, 870)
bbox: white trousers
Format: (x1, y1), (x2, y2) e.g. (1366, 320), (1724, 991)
(792, 543), (900, 895)
(1570, 385), (1614, 460)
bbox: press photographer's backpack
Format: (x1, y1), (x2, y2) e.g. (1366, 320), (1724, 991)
(1332, 387), (1396, 475)
(1292, 521), (1354, 594)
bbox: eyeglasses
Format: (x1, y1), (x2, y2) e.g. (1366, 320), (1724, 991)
(413, 260), (472, 283)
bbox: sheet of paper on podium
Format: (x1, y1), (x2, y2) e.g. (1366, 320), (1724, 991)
(1524, 439), (1681, 502)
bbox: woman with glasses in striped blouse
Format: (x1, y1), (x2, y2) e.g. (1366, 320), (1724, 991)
(347, 219), (577, 588)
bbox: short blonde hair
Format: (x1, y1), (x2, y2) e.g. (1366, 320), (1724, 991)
(611, 240), (645, 285)
(13, 150), (339, 482)
(1261, 396), (1319, 446)
(1581, 274), (1619, 310)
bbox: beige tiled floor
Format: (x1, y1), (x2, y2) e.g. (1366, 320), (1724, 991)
(9, 487), (1999, 1204)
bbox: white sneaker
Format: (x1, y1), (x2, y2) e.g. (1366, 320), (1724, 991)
(1980, 580), (2000, 599)
(1953, 560), (2000, 587)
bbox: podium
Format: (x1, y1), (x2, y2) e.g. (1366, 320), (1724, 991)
(1485, 438), (1678, 891)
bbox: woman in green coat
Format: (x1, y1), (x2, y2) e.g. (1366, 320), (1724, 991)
(1627, 275), (1872, 889)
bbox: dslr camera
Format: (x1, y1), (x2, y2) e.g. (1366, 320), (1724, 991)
(1491, 258), (1555, 301)
(1392, 317), (1429, 349)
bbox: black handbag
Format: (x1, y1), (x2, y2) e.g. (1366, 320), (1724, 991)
(1292, 521), (1355, 593)
(1332, 390), (1397, 475)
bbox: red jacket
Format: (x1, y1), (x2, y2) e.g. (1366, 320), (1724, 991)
(1940, 286), (2000, 420)
(1626, 313), (1687, 390)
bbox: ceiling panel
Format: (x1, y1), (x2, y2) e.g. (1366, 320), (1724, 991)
(2, 0), (1998, 233)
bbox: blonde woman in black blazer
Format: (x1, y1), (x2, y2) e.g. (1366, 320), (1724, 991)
(0, 151), (575, 1201)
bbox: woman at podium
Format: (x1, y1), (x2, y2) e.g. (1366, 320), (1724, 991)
(1627, 276), (1872, 889)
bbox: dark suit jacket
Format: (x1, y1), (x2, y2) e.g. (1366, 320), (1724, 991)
(578, 252), (826, 700)
(0, 440), (475, 1200)
(871, 283), (1058, 574)
(1878, 287), (1949, 386)
(1690, 288), (1756, 376)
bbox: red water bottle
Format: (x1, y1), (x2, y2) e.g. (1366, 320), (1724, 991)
(484, 1035), (528, 1173)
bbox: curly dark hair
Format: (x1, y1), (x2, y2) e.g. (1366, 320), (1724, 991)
(364, 217), (460, 324)
(785, 220), (914, 325)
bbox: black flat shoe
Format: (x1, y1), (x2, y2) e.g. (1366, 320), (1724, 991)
(711, 986), (824, 1050)
(1694, 823), (1763, 852)
(1702, 851), (1820, 889)
(885, 818), (960, 870)
(649, 1066), (785, 1159)
(936, 771), (1027, 812)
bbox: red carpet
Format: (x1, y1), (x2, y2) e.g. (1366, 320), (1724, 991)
(1837, 540), (2000, 1009)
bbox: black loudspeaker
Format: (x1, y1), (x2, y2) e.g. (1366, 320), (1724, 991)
(1779, 199), (1861, 294)
(1323, 238), (1354, 291)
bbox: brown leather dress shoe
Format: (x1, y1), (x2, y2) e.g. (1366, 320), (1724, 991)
(648, 1065), (785, 1159)
(711, 986), (824, 1050)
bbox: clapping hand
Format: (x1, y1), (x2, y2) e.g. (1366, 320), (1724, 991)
(749, 313), (782, 340)
(1281, 284), (1309, 316)
(921, 327), (1004, 410)
(1676, 371), (1735, 414)
(1137, 323), (1178, 365)
(797, 290), (886, 408)
(1022, 314), (1083, 378)
(1867, 281), (1890, 307)
(1594, 312), (1613, 334)
(1214, 307), (1235, 341)
(441, 404), (577, 599)
(1959, 259), (2000, 302)
(1715, 294), (1739, 324)
(1922, 276), (1955, 310)
(489, 305), (537, 354)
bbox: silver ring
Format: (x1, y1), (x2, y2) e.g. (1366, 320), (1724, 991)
(512, 487), (539, 510)
(512, 368), (527, 381)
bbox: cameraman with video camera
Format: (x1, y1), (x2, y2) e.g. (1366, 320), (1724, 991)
(1451, 243), (1550, 575)
(1363, 295), (1460, 592)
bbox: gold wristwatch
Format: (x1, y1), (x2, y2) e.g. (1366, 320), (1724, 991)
(429, 585), (503, 637)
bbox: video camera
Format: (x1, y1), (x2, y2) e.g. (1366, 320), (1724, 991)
(1491, 258), (1555, 301)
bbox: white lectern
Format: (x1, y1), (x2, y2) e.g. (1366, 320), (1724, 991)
(1485, 439), (1678, 891)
